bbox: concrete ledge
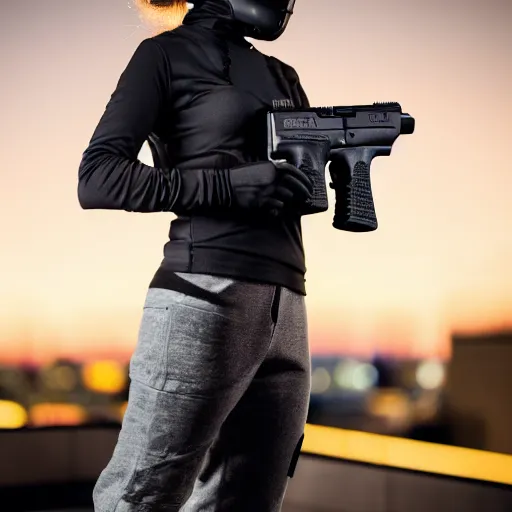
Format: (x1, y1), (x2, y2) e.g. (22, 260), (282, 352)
(1, 427), (512, 512)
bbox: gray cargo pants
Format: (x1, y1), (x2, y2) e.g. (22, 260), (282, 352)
(92, 273), (311, 512)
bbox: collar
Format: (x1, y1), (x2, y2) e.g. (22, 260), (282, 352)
(182, 0), (248, 42)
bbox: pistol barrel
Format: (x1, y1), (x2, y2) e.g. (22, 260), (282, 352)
(401, 114), (415, 135)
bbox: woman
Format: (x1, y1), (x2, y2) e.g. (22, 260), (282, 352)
(78, 1), (314, 510)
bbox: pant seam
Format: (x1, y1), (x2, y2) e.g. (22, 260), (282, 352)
(267, 285), (281, 353)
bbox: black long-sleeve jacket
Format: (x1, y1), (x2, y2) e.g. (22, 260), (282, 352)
(78, 0), (310, 294)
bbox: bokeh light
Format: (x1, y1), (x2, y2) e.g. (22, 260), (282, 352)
(0, 400), (28, 429)
(82, 361), (127, 395)
(416, 361), (445, 390)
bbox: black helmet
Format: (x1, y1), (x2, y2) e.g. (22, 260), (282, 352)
(226, 0), (296, 41)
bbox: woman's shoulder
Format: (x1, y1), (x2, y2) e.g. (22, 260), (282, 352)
(149, 26), (231, 81)
(150, 25), (193, 50)
(262, 53), (309, 108)
(264, 54), (301, 82)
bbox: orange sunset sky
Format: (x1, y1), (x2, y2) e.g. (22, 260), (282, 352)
(0, 0), (511, 365)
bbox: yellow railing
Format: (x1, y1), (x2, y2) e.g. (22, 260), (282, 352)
(303, 424), (512, 486)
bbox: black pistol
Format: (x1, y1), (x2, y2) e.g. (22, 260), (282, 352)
(267, 102), (415, 232)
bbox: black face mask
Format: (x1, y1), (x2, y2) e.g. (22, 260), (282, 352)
(189, 0), (296, 41)
(228, 0), (295, 40)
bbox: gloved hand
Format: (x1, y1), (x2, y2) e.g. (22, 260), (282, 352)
(229, 161), (313, 215)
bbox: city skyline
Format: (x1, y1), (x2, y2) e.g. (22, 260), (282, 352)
(1, 0), (511, 365)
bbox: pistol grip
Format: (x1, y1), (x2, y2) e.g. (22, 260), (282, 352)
(329, 147), (390, 232)
(272, 137), (331, 215)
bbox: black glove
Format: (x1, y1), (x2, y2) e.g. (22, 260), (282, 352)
(229, 161), (313, 215)
(172, 161), (312, 216)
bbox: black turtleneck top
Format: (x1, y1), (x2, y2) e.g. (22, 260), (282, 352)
(77, 0), (311, 295)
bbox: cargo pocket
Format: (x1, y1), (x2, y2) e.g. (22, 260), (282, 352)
(119, 380), (212, 508)
(129, 306), (172, 391)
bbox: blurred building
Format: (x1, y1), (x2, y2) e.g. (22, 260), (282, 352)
(443, 331), (512, 455)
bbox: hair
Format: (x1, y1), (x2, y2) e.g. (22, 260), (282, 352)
(133, 0), (189, 34)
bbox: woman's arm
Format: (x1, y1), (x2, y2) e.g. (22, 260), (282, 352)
(78, 38), (180, 212)
(77, 37), (196, 213)
(78, 38), (312, 214)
